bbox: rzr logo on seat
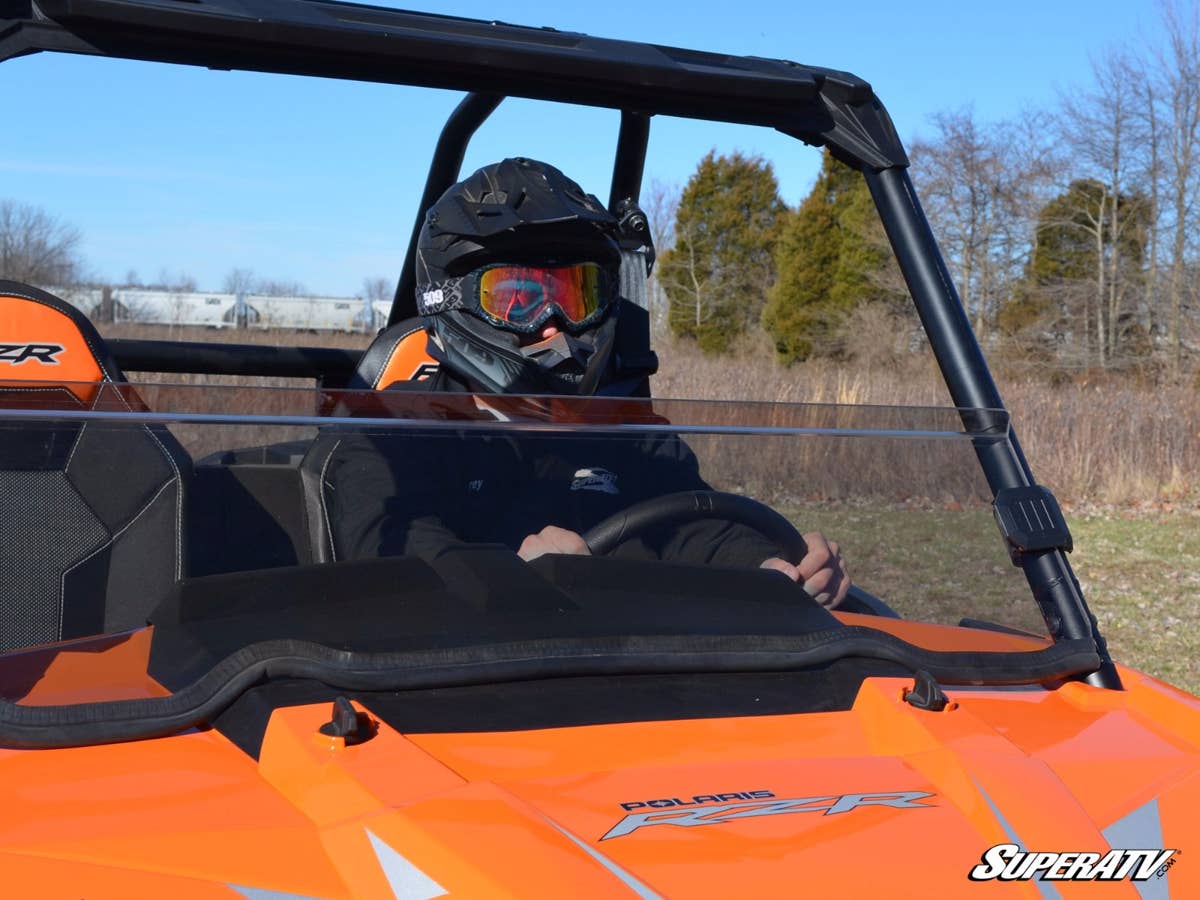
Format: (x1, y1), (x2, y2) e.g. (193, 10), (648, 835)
(0, 343), (65, 365)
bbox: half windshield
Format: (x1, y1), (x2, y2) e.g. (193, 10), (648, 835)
(0, 381), (1044, 634)
(0, 382), (1102, 746)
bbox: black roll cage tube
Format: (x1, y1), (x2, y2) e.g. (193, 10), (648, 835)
(0, 0), (1120, 688)
(391, 92), (503, 324)
(608, 111), (652, 218)
(389, 100), (652, 325)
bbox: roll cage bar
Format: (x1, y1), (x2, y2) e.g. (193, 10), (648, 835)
(0, 0), (1120, 687)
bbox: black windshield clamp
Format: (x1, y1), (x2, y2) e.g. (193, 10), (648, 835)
(994, 486), (1073, 563)
(318, 696), (376, 745)
(903, 670), (950, 712)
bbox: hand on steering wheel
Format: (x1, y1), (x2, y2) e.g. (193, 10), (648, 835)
(582, 490), (808, 559)
(760, 533), (850, 608)
(523, 491), (859, 611)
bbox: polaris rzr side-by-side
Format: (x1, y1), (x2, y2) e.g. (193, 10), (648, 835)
(1, 1), (1197, 897)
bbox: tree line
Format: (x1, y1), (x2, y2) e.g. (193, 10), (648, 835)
(0, 199), (399, 312)
(654, 2), (1200, 379)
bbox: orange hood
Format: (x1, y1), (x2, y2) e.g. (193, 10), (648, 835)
(2, 632), (1199, 899)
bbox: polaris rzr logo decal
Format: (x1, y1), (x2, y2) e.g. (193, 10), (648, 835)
(969, 843), (1178, 883)
(602, 790), (934, 840)
(0, 343), (65, 365)
(619, 790), (776, 812)
(571, 467), (618, 494)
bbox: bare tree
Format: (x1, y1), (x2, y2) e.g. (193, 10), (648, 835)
(256, 278), (308, 297)
(121, 268), (198, 292)
(361, 276), (392, 331)
(657, 209), (717, 332)
(165, 292), (195, 335)
(1056, 46), (1149, 366)
(1151, 0), (1200, 376)
(1136, 71), (1164, 350)
(222, 267), (306, 299)
(657, 203), (772, 340)
(0, 200), (83, 287)
(913, 109), (1059, 340)
(362, 276), (391, 304)
(641, 178), (680, 334)
(154, 268), (198, 293)
(118, 293), (157, 324)
(222, 267), (257, 296)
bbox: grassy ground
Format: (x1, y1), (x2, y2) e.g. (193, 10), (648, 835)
(1070, 511), (1200, 694)
(781, 503), (1047, 634)
(780, 505), (1200, 695)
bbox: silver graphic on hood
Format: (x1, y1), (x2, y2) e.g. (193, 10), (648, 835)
(366, 828), (447, 900)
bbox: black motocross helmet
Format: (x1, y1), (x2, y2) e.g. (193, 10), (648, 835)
(415, 157), (623, 395)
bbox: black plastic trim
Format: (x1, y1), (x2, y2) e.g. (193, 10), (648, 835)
(0, 631), (1099, 748)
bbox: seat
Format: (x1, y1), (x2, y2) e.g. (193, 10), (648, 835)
(300, 301), (659, 563)
(0, 280), (191, 651)
(349, 317), (440, 390)
(299, 318), (437, 562)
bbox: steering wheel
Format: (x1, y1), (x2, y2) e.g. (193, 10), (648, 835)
(581, 489), (900, 618)
(582, 490), (807, 561)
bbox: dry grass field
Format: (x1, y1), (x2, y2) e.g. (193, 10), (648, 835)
(655, 337), (1200, 693)
(100, 322), (1200, 692)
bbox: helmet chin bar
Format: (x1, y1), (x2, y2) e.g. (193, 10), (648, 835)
(428, 308), (617, 395)
(520, 331), (595, 370)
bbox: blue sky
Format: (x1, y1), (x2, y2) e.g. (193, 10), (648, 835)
(1, 0), (1160, 295)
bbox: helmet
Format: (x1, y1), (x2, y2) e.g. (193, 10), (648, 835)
(415, 158), (622, 395)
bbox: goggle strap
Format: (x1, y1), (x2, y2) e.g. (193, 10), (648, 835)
(417, 276), (470, 315)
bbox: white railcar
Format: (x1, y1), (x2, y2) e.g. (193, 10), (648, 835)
(116, 290), (239, 328)
(45, 287), (387, 332)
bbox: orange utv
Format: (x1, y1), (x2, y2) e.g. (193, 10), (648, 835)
(1, 1), (1197, 897)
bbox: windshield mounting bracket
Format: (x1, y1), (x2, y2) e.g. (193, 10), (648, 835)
(993, 485), (1074, 561)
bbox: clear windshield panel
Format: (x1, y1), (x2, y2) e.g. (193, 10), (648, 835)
(0, 382), (1047, 662)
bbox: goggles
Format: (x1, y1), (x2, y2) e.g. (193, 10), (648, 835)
(419, 262), (614, 333)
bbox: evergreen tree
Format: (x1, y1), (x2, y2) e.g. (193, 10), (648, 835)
(657, 151), (786, 353)
(1000, 178), (1148, 363)
(1027, 179), (1144, 281)
(763, 151), (898, 364)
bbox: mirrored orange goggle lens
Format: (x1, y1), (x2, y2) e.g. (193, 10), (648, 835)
(478, 264), (604, 325)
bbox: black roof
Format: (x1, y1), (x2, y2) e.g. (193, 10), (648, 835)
(0, 0), (907, 169)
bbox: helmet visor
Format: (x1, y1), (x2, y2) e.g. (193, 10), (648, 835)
(476, 263), (610, 332)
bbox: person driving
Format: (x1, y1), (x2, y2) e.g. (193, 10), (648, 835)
(327, 157), (850, 607)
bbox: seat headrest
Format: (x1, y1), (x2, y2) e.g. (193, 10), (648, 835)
(0, 281), (123, 404)
(351, 318), (439, 391)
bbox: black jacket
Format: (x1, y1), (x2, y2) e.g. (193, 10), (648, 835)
(325, 378), (782, 568)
